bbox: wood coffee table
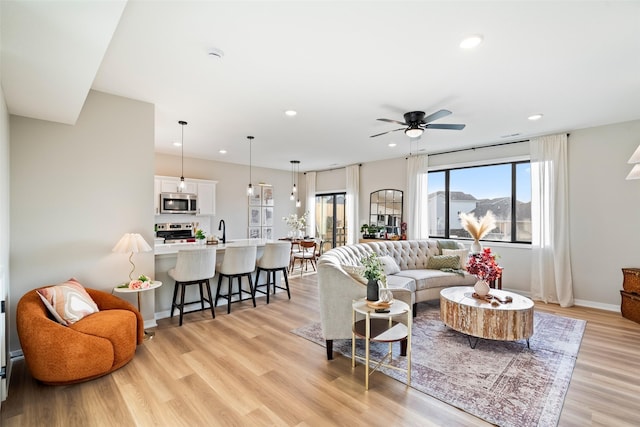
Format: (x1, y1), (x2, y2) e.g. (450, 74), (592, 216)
(440, 286), (534, 348)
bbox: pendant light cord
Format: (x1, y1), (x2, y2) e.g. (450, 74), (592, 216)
(178, 120), (187, 181)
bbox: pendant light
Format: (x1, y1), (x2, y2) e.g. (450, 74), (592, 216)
(247, 136), (255, 196)
(295, 160), (301, 207)
(178, 120), (187, 191)
(290, 160), (299, 201)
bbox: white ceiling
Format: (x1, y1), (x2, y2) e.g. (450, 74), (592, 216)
(2, 1), (640, 172)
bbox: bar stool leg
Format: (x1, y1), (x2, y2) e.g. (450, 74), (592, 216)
(205, 279), (215, 319)
(179, 283), (187, 326)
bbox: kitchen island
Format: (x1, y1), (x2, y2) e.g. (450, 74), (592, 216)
(154, 239), (273, 318)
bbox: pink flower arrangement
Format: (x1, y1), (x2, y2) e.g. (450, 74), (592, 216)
(117, 274), (152, 289)
(127, 279), (150, 290)
(466, 248), (502, 282)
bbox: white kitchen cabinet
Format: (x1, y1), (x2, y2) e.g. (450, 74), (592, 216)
(196, 182), (216, 216)
(160, 177), (196, 194)
(154, 178), (161, 214)
(154, 175), (217, 216)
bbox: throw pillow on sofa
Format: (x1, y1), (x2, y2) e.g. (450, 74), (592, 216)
(427, 255), (460, 270)
(341, 265), (368, 285)
(36, 278), (99, 326)
(442, 248), (469, 269)
(378, 255), (401, 275)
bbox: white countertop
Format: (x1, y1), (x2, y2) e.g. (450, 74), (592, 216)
(154, 238), (272, 255)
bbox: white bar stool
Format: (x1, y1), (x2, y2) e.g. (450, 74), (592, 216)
(255, 241), (291, 304)
(168, 248), (216, 326)
(215, 245), (257, 314)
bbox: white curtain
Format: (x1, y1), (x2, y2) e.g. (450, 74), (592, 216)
(406, 154), (429, 239)
(345, 164), (360, 245)
(530, 133), (574, 307)
(305, 171), (317, 237)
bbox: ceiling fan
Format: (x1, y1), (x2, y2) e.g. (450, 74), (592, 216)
(370, 109), (465, 138)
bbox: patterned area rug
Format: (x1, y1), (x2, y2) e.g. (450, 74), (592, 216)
(292, 301), (585, 427)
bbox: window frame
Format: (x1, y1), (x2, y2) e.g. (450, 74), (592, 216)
(428, 160), (531, 244)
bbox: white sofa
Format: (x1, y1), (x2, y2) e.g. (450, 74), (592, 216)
(317, 239), (476, 359)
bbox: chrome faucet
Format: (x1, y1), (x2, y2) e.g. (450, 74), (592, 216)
(218, 219), (226, 244)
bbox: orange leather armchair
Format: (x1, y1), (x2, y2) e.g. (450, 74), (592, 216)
(17, 287), (144, 385)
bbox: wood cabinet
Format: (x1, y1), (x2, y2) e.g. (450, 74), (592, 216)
(154, 175), (217, 215)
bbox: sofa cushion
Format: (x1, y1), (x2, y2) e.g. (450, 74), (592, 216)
(426, 255), (460, 270)
(36, 278), (99, 326)
(442, 248), (469, 269)
(394, 269), (476, 291)
(385, 274), (416, 292)
(379, 255), (401, 275)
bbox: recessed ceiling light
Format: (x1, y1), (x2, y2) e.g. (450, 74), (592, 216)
(460, 34), (483, 49)
(172, 141), (182, 147)
(528, 113), (544, 121)
(219, 149), (227, 154)
(388, 143), (397, 147)
(501, 133), (521, 138)
(208, 47), (224, 59)
(284, 110), (297, 117)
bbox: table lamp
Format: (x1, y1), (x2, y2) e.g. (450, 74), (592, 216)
(112, 233), (152, 281)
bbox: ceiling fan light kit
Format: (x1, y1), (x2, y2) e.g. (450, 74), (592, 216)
(405, 126), (424, 138)
(371, 109), (466, 139)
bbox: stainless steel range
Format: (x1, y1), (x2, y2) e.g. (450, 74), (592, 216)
(156, 223), (195, 243)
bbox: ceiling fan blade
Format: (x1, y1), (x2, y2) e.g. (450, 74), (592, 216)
(370, 128), (405, 138)
(377, 118), (408, 126)
(425, 123), (466, 130)
(422, 109), (452, 124)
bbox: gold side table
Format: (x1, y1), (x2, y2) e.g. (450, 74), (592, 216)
(351, 298), (411, 390)
(113, 281), (162, 340)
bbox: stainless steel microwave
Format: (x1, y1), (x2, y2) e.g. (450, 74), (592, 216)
(160, 192), (198, 214)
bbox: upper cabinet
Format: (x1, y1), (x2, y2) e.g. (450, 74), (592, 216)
(159, 178), (197, 195)
(154, 175), (217, 216)
(196, 181), (216, 216)
(369, 189), (403, 237)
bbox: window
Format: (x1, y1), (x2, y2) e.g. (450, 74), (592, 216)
(427, 161), (531, 243)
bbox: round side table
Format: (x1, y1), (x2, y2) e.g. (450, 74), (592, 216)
(351, 298), (411, 390)
(113, 281), (162, 340)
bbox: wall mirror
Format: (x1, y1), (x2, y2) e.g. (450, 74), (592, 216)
(369, 189), (403, 237)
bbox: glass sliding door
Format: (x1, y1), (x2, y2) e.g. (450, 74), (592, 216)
(315, 193), (346, 250)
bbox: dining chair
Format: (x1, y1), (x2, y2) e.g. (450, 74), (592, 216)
(290, 240), (318, 276)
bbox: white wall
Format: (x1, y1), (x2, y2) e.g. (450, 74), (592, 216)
(8, 90), (155, 352)
(568, 120), (640, 308)
(0, 62), (11, 403)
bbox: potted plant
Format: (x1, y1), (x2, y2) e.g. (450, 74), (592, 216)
(361, 224), (382, 239)
(195, 229), (206, 243)
(361, 253), (385, 301)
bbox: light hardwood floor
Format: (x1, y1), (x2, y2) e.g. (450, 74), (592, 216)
(2, 273), (640, 426)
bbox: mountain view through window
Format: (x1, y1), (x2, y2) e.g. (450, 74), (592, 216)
(428, 162), (531, 243)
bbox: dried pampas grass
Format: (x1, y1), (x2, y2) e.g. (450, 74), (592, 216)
(459, 211), (496, 241)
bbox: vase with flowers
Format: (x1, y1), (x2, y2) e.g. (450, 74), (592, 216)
(361, 253), (385, 301)
(466, 248), (502, 297)
(459, 211), (497, 254)
(283, 211), (308, 239)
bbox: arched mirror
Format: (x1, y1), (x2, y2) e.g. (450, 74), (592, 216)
(368, 189), (403, 238)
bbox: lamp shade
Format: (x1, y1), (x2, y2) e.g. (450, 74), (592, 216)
(626, 164), (640, 180)
(112, 233), (152, 253)
(628, 144), (640, 164)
